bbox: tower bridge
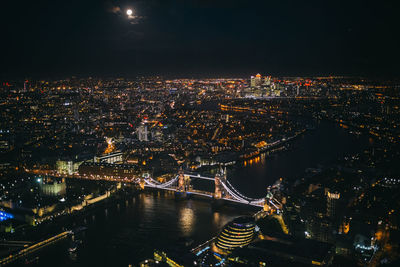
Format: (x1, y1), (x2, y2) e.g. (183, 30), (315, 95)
(143, 169), (282, 210)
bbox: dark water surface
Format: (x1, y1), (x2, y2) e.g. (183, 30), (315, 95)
(228, 120), (370, 198)
(34, 192), (252, 267)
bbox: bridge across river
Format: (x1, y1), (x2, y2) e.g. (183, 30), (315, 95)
(27, 169), (282, 211)
(143, 170), (283, 210)
(0, 231), (71, 266)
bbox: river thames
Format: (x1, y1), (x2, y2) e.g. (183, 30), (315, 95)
(31, 121), (370, 266)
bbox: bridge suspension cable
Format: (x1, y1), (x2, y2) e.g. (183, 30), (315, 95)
(219, 181), (249, 203)
(144, 173), (265, 207)
(224, 180), (265, 203)
(145, 175), (179, 188)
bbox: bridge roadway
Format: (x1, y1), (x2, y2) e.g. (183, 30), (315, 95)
(185, 174), (215, 181)
(0, 231), (71, 266)
(144, 184), (263, 207)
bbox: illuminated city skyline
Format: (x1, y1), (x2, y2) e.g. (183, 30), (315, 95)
(0, 0), (399, 266)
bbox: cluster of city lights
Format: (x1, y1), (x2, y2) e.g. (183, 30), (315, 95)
(0, 210), (13, 222)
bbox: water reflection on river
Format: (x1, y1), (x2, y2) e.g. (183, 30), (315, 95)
(228, 121), (370, 198)
(36, 192), (252, 267)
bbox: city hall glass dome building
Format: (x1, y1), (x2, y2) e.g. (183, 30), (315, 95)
(215, 216), (256, 251)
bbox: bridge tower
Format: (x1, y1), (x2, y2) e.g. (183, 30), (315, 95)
(178, 169), (185, 191)
(139, 178), (145, 190)
(214, 173), (222, 199)
(214, 167), (226, 199)
(263, 188), (274, 213)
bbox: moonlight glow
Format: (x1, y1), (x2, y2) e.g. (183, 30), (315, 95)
(126, 9), (133, 16)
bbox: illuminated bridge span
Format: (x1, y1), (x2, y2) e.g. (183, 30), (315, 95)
(27, 169), (281, 210)
(0, 231), (71, 266)
(143, 170), (281, 209)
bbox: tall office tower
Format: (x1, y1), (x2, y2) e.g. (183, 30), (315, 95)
(23, 80), (28, 92)
(326, 191), (340, 218)
(250, 76), (256, 87)
(74, 105), (80, 121)
(137, 124), (149, 141)
(263, 76), (271, 86)
(250, 74), (262, 87)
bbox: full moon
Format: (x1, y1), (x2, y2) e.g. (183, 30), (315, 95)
(126, 9), (133, 16)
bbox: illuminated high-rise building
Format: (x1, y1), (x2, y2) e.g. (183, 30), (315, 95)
(250, 74), (262, 87)
(23, 80), (28, 92)
(137, 124), (149, 142)
(263, 76), (271, 86)
(250, 76), (256, 87)
(326, 191), (340, 218)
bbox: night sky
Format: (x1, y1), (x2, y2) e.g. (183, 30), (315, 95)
(1, 0), (399, 78)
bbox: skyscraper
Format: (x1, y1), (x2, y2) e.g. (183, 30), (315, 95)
(326, 191), (340, 218)
(137, 124), (149, 142)
(23, 80), (28, 93)
(263, 76), (271, 86)
(250, 74), (262, 87)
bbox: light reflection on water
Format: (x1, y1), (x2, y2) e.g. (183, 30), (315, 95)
(179, 207), (195, 236)
(213, 212), (221, 226)
(243, 154), (263, 166)
(229, 121), (370, 198)
(37, 192), (253, 267)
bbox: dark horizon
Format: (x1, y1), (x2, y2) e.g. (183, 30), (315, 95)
(3, 73), (400, 82)
(1, 0), (399, 79)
